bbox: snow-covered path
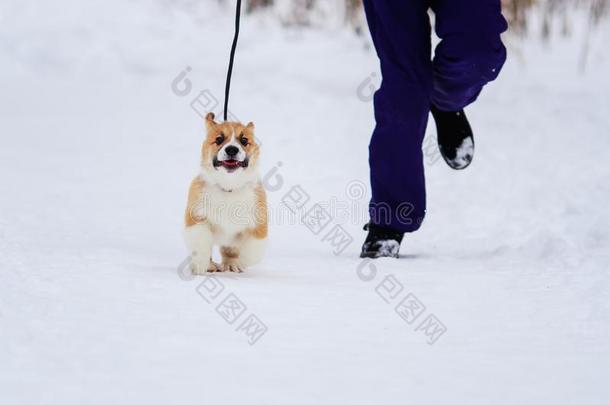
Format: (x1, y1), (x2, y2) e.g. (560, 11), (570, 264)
(1, 2), (609, 404)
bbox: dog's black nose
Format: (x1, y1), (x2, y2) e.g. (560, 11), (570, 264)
(225, 145), (239, 157)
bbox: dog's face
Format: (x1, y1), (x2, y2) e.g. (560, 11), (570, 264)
(200, 113), (260, 188)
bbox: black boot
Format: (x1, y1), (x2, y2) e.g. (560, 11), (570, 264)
(360, 223), (404, 259)
(430, 105), (474, 170)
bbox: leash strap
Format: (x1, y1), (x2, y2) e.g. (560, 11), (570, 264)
(223, 0), (242, 122)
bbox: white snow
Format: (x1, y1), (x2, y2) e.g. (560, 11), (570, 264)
(1, 1), (609, 404)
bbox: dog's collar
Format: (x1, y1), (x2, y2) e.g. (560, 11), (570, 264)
(216, 180), (256, 193)
(216, 183), (243, 193)
(200, 171), (256, 194)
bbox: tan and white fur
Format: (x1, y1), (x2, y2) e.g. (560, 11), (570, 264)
(184, 112), (267, 273)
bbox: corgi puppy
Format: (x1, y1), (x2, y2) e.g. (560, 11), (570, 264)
(184, 112), (267, 273)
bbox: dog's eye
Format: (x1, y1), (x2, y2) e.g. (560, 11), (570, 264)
(239, 136), (248, 146)
(215, 134), (224, 145)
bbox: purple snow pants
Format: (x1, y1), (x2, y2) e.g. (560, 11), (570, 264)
(363, 0), (507, 233)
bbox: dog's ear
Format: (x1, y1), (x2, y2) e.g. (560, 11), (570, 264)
(205, 112), (217, 133)
(246, 121), (255, 131)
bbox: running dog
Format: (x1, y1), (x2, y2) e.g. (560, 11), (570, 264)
(184, 112), (267, 273)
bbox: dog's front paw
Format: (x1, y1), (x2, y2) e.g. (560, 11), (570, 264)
(221, 262), (245, 273)
(206, 261), (222, 273)
(191, 260), (221, 275)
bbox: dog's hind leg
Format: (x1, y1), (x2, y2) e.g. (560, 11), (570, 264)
(220, 246), (244, 273)
(220, 236), (266, 273)
(238, 237), (266, 268)
(226, 189), (268, 272)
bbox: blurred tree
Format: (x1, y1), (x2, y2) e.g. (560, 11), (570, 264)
(504, 0), (608, 37)
(235, 0), (607, 36)
(246, 0), (273, 13)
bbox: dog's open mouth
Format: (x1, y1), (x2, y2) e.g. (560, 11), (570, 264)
(222, 159), (241, 168)
(213, 157), (249, 171)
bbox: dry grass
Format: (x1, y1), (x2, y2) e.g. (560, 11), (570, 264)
(503, 0), (608, 37)
(241, 0), (608, 37)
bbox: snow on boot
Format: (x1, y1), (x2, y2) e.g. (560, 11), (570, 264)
(431, 105), (474, 170)
(360, 223), (404, 259)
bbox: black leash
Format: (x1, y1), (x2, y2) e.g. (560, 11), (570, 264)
(223, 0), (242, 122)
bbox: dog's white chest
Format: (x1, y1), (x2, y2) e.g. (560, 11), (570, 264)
(197, 185), (257, 244)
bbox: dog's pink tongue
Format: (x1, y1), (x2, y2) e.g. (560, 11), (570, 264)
(223, 160), (240, 167)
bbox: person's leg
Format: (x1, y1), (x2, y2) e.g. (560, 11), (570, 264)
(362, 0), (432, 235)
(430, 0), (507, 111)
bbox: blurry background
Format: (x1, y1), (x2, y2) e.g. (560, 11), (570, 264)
(2, 0), (609, 73)
(1, 1), (609, 404)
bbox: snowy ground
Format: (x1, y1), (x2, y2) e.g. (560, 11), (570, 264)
(1, 1), (609, 404)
